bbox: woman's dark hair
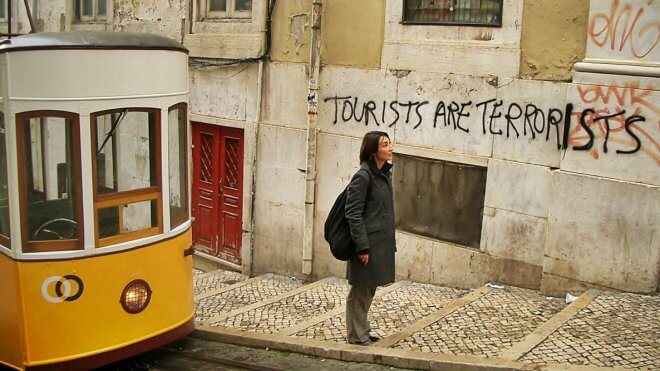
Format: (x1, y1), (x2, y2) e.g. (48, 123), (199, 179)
(359, 131), (390, 164)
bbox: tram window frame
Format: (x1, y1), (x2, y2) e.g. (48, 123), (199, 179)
(91, 108), (163, 247)
(74, 0), (108, 22)
(168, 103), (189, 229)
(0, 112), (10, 247)
(15, 111), (84, 253)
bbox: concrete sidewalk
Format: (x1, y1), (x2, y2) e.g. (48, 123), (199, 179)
(191, 269), (659, 370)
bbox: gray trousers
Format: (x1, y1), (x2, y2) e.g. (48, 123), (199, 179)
(346, 284), (377, 344)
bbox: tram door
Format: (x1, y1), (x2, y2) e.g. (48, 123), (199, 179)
(191, 123), (244, 264)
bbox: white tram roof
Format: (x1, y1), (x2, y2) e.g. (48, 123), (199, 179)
(0, 31), (188, 53)
(0, 31), (189, 107)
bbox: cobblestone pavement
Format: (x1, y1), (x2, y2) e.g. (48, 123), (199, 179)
(521, 292), (659, 369)
(195, 274), (303, 322)
(393, 287), (566, 358)
(294, 282), (467, 343)
(193, 269), (659, 370)
(193, 268), (248, 296)
(214, 277), (348, 333)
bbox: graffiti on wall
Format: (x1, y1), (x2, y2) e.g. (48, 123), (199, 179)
(323, 88), (659, 165)
(572, 85), (659, 162)
(588, 0), (659, 59)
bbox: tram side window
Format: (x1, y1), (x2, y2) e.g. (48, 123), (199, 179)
(17, 113), (82, 252)
(169, 105), (188, 229)
(93, 109), (162, 246)
(0, 113), (10, 244)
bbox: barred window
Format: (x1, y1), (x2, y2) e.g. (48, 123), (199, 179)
(404, 0), (503, 27)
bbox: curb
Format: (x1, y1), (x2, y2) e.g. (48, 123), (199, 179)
(192, 325), (618, 371)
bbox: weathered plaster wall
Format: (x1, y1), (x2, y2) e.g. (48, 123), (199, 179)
(585, 0), (659, 64)
(251, 61), (308, 277)
(113, 0), (187, 42)
(310, 133), (361, 279)
(270, 0), (312, 63)
(542, 171), (659, 295)
(251, 125), (307, 277)
(191, 0), (660, 294)
(540, 0), (660, 295)
(320, 0), (384, 69)
(261, 62), (309, 129)
(30, 1), (66, 32)
(189, 64), (259, 122)
(311, 55), (659, 294)
(520, 0), (590, 81)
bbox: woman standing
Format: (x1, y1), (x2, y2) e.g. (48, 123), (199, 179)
(345, 131), (396, 346)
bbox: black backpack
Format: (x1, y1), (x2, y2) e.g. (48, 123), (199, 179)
(324, 170), (372, 261)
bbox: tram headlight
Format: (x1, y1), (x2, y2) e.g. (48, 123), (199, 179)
(120, 279), (152, 314)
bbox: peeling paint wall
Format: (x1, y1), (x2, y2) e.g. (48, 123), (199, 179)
(520, 0), (590, 81)
(270, 0), (312, 63)
(321, 0), (385, 69)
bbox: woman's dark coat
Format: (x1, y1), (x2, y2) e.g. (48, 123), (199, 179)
(345, 160), (396, 287)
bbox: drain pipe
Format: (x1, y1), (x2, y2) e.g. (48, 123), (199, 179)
(248, 59), (264, 277)
(302, 0), (322, 276)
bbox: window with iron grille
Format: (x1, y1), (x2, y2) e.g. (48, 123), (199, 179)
(0, 0), (6, 21)
(393, 154), (487, 249)
(404, 0), (503, 27)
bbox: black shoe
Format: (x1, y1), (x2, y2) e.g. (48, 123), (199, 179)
(369, 335), (381, 342)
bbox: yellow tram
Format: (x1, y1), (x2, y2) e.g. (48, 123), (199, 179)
(0, 31), (194, 370)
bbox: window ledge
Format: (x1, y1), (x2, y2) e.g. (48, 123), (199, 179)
(184, 33), (263, 59)
(198, 18), (252, 23)
(70, 22), (111, 32)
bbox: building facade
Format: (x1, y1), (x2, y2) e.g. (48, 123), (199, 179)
(5, 0), (658, 295)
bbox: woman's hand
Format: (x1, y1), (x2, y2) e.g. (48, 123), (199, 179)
(358, 253), (369, 266)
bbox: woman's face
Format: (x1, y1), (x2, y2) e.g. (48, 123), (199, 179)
(374, 135), (393, 163)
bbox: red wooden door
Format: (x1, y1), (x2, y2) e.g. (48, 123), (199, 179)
(192, 123), (243, 263)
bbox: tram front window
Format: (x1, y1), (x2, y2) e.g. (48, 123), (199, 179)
(169, 104), (188, 229)
(0, 113), (10, 245)
(93, 109), (162, 246)
(17, 112), (82, 252)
